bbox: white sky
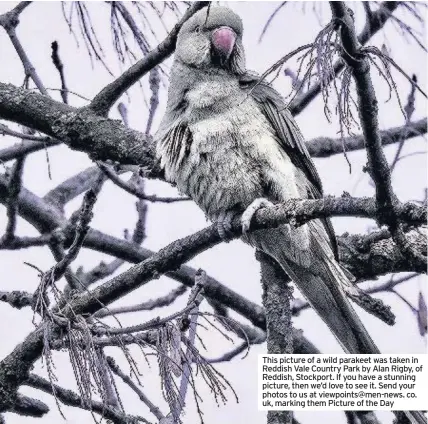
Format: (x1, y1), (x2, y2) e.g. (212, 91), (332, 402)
(0, 1), (427, 424)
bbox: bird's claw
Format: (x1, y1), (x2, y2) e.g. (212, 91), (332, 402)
(216, 210), (236, 242)
(241, 198), (274, 234)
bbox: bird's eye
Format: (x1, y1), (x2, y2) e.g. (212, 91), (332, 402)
(194, 25), (201, 33)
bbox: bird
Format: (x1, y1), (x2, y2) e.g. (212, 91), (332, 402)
(155, 5), (379, 355)
(155, 10), (428, 422)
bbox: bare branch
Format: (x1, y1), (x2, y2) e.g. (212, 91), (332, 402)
(0, 123), (53, 142)
(339, 226), (427, 280)
(107, 357), (164, 421)
(43, 167), (101, 210)
(94, 285), (187, 318)
(0, 4), (47, 94)
(257, 251), (293, 424)
(60, 196), (426, 320)
(0, 139), (60, 163)
(0, 173), (425, 300)
(307, 118), (427, 158)
(48, 175), (104, 281)
(0, 290), (32, 309)
(11, 2), (32, 16)
(25, 374), (147, 424)
(112, 2), (161, 134)
(90, 2), (209, 115)
(33, 173), (105, 312)
(0, 234), (54, 250)
(98, 161), (189, 202)
(330, 1), (427, 269)
(289, 1), (400, 116)
(0, 82), (158, 168)
(258, 2), (288, 43)
(177, 270), (206, 415)
(390, 74), (418, 172)
(11, 394), (49, 418)
(0, 157), (25, 244)
(51, 41), (68, 104)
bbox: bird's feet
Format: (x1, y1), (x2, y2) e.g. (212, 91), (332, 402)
(216, 210), (237, 242)
(241, 198), (274, 235)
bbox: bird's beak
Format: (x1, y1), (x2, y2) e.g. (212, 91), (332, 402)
(211, 26), (236, 61)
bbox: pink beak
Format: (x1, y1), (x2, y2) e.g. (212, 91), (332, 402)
(211, 26), (236, 59)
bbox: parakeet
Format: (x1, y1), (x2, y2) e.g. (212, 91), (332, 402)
(155, 9), (428, 422)
(156, 5), (378, 354)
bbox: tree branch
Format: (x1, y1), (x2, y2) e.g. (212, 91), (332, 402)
(57, 197), (425, 319)
(289, 1), (400, 116)
(94, 284), (187, 318)
(1, 172), (425, 308)
(97, 162), (189, 203)
(50, 41), (68, 104)
(330, 2), (427, 269)
(0, 157), (25, 245)
(0, 215), (423, 412)
(0, 171), (425, 412)
(90, 2), (209, 115)
(257, 251), (293, 424)
(307, 118), (427, 158)
(107, 357), (164, 421)
(43, 166), (101, 210)
(11, 394), (49, 418)
(0, 290), (32, 309)
(2, 80), (426, 176)
(0, 82), (158, 168)
(0, 3), (46, 94)
(0, 139), (60, 163)
(25, 374), (145, 424)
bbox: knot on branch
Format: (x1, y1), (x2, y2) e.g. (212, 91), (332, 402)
(0, 291), (32, 309)
(401, 202), (428, 226)
(0, 11), (19, 31)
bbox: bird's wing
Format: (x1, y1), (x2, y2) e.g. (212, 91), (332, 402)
(239, 72), (338, 259)
(159, 121), (193, 171)
(155, 94), (194, 175)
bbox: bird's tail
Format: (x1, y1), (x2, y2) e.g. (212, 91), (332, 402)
(248, 222), (380, 354)
(406, 411), (428, 424)
(247, 222), (427, 423)
(283, 251), (380, 354)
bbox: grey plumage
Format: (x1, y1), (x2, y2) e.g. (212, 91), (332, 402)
(156, 6), (378, 354)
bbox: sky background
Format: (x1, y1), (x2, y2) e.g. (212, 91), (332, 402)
(0, 1), (427, 424)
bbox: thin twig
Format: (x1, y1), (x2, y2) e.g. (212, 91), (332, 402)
(390, 74), (417, 172)
(307, 118), (427, 158)
(258, 2), (288, 43)
(90, 2), (209, 115)
(33, 174), (104, 313)
(107, 357), (164, 421)
(94, 285), (187, 318)
(51, 41), (68, 104)
(178, 270), (206, 414)
(112, 2), (161, 134)
(25, 374), (148, 424)
(50, 174), (104, 281)
(289, 1), (401, 116)
(0, 123), (54, 142)
(0, 9), (47, 94)
(97, 161), (189, 203)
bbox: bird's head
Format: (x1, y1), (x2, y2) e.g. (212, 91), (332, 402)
(175, 6), (246, 74)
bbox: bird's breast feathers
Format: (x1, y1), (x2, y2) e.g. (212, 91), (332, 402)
(157, 80), (302, 219)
